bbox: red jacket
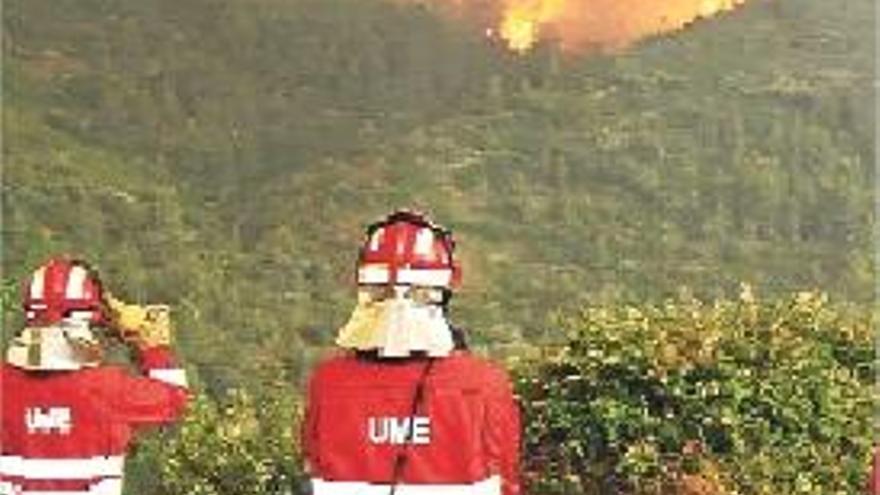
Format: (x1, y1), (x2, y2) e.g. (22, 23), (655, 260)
(0, 346), (188, 495)
(304, 351), (521, 495)
(869, 446), (880, 495)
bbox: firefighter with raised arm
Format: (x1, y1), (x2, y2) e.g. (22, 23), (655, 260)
(0, 256), (189, 495)
(304, 210), (521, 495)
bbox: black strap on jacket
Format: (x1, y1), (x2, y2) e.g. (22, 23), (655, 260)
(388, 357), (436, 495)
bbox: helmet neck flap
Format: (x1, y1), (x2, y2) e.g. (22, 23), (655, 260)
(6, 319), (102, 371)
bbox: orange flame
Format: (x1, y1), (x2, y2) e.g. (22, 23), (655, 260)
(397, 0), (750, 53)
(495, 0), (748, 52)
(499, 0), (566, 53)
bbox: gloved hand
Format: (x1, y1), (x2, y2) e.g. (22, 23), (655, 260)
(104, 293), (172, 349)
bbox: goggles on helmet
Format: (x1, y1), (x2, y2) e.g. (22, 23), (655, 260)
(358, 284), (446, 306)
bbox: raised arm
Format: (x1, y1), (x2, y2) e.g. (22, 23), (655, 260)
(102, 295), (189, 426)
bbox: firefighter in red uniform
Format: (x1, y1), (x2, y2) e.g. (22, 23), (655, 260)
(304, 210), (521, 495)
(0, 256), (188, 495)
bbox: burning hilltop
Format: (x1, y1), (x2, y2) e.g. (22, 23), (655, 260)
(410, 0), (749, 53)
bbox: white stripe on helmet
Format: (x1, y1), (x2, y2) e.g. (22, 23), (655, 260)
(395, 268), (453, 286)
(29, 267), (47, 300)
(369, 228), (384, 251)
(358, 265), (452, 287)
(414, 227), (434, 256)
(358, 265), (390, 284)
(65, 266), (88, 299)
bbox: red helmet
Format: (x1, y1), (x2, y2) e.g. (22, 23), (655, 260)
(357, 210), (460, 289)
(22, 257), (106, 326)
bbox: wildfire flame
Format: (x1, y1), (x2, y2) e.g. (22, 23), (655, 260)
(499, 0), (566, 53)
(412, 0), (750, 54)
(496, 0), (748, 52)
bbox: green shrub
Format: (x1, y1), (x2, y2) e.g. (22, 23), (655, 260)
(514, 290), (874, 495)
(126, 381), (305, 495)
(119, 291), (873, 494)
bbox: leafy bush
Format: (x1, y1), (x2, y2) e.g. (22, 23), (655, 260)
(119, 291), (872, 494)
(514, 290), (874, 495)
(125, 381), (305, 495)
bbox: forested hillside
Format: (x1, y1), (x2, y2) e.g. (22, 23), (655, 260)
(4, 0), (872, 389)
(3, 0), (874, 492)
